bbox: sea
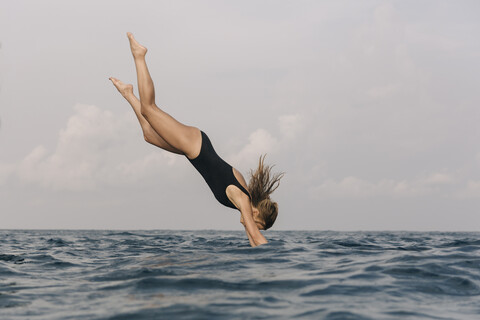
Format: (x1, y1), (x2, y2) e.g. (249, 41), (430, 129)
(1, 230), (479, 320)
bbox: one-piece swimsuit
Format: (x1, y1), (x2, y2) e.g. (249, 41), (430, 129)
(187, 131), (251, 209)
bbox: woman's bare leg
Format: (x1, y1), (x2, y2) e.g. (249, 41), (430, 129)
(109, 77), (183, 154)
(127, 32), (201, 159)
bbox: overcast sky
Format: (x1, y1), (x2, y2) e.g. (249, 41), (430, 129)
(1, 0), (479, 231)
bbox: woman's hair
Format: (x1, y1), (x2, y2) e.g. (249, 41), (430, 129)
(248, 155), (284, 230)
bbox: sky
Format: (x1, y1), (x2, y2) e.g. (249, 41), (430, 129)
(1, 0), (479, 231)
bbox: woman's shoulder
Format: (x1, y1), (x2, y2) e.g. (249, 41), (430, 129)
(226, 183), (251, 211)
(232, 167), (249, 191)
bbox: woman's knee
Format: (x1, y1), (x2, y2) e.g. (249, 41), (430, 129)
(184, 127), (202, 159)
(143, 132), (154, 144)
(140, 102), (157, 119)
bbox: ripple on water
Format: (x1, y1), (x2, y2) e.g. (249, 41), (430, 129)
(0, 292), (31, 309)
(46, 238), (71, 247)
(384, 310), (451, 320)
(90, 266), (181, 282)
(1, 230), (480, 320)
(324, 311), (373, 320)
(301, 284), (382, 297)
(0, 254), (25, 264)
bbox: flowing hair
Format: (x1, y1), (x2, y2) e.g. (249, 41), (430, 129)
(248, 155), (284, 230)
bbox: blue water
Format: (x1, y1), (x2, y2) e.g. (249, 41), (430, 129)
(1, 230), (480, 319)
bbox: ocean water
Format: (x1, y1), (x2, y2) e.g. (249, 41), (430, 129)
(1, 230), (480, 320)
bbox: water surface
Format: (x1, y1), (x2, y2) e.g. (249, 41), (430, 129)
(1, 230), (479, 319)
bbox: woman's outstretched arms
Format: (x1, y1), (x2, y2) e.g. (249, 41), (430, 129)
(228, 187), (267, 247)
(243, 217), (267, 247)
(241, 207), (267, 247)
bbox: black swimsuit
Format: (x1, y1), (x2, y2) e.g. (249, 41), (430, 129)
(187, 131), (251, 209)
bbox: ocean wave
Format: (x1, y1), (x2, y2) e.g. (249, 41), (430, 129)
(0, 254), (24, 264)
(1, 230), (480, 319)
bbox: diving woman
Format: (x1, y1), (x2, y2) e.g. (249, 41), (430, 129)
(109, 33), (283, 247)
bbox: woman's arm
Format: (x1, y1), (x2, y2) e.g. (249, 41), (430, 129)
(244, 227), (256, 247)
(227, 185), (268, 247)
(237, 197), (268, 247)
(241, 207), (268, 247)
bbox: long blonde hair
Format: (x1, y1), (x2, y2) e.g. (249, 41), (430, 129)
(248, 155), (284, 230)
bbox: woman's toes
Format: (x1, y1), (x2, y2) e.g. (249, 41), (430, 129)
(109, 77), (133, 95)
(127, 32), (147, 57)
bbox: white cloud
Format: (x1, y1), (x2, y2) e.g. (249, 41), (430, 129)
(227, 113), (304, 170)
(278, 114), (304, 140)
(310, 172), (455, 199)
(6, 104), (179, 190)
(423, 173), (453, 185)
(456, 180), (480, 199)
(228, 128), (278, 169)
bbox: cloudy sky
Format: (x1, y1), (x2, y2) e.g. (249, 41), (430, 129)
(1, 1), (479, 231)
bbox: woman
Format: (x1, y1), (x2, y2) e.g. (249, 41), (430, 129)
(109, 33), (283, 247)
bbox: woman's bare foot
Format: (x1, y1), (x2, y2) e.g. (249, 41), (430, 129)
(127, 32), (147, 59)
(109, 77), (134, 97)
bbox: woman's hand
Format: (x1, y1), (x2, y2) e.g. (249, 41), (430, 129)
(240, 207), (268, 247)
(228, 186), (267, 247)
